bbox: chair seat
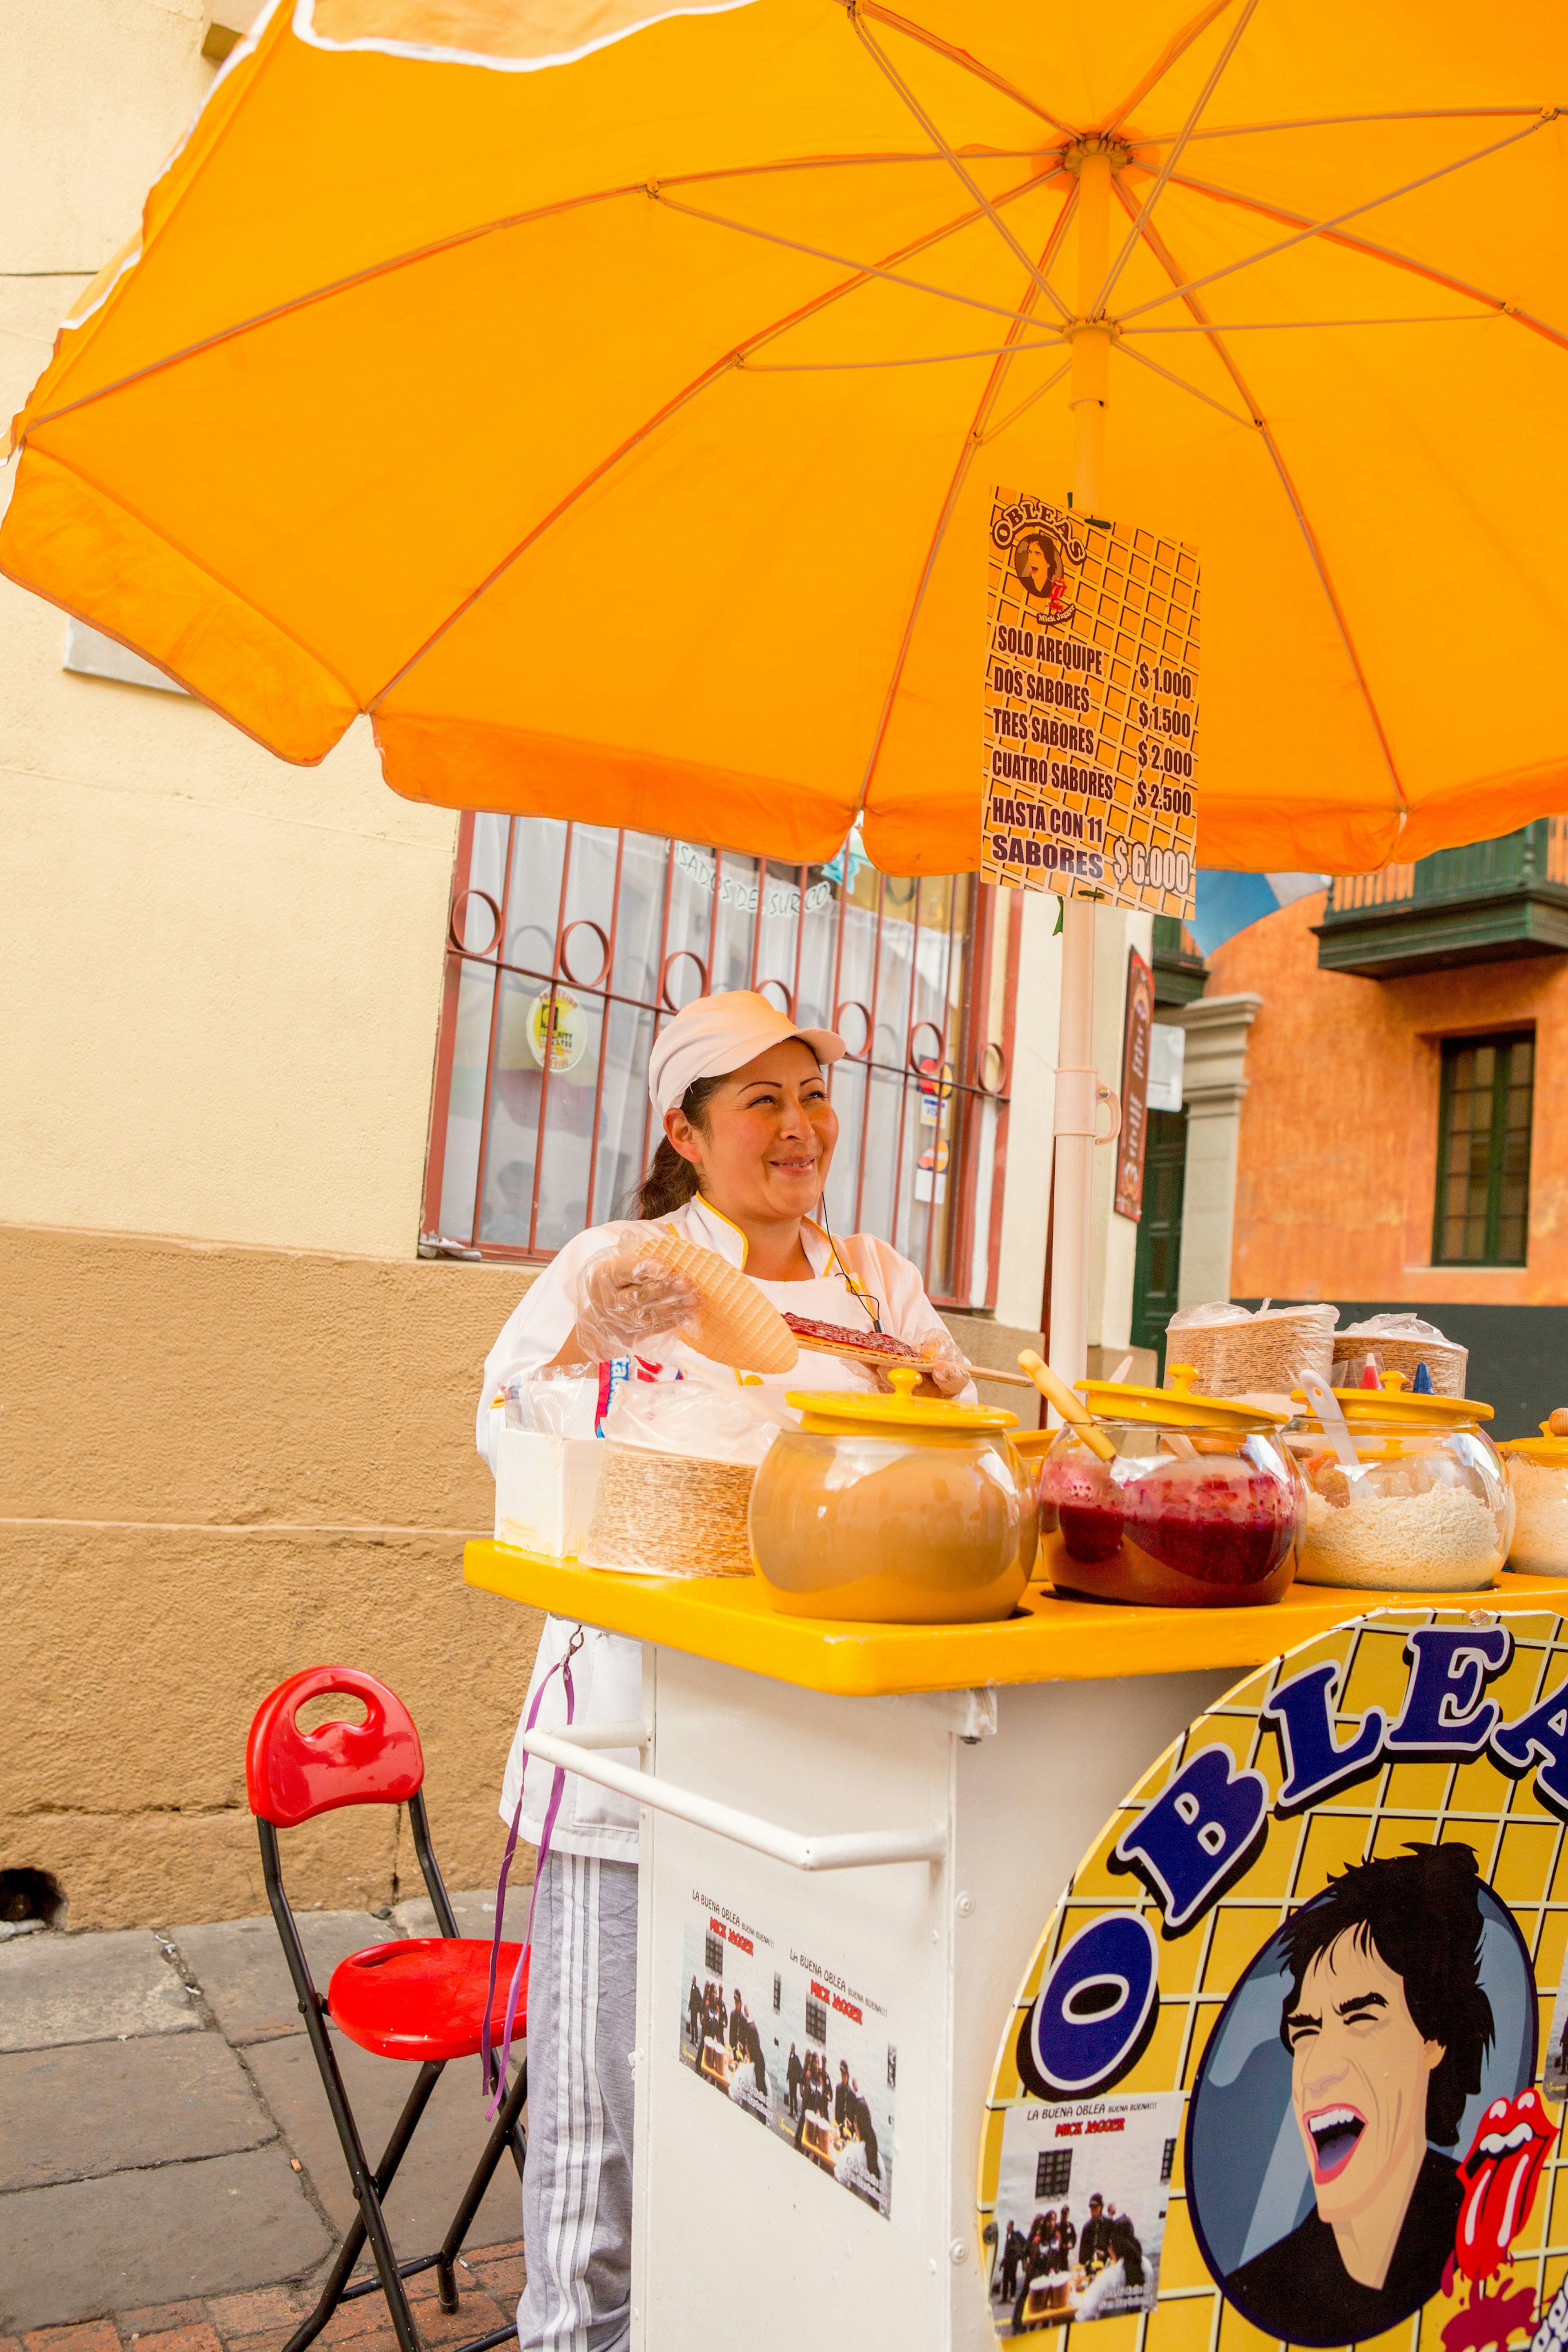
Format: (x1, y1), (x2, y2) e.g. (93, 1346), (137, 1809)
(328, 1938), (528, 2062)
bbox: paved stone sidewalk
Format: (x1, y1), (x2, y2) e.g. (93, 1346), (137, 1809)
(0, 1893), (530, 2340)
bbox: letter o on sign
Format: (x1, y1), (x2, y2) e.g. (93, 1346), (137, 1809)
(1019, 1913), (1159, 2099)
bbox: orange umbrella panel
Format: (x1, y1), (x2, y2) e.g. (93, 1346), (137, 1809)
(6, 0), (1568, 873)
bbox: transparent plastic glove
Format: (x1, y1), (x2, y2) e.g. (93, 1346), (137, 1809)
(919, 1331), (973, 1400)
(575, 1245), (698, 1360)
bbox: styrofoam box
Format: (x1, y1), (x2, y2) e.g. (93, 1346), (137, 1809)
(494, 1427), (605, 1558)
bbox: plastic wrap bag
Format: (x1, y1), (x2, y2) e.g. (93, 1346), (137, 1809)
(502, 1363), (600, 1439)
(1167, 1300), (1338, 1398)
(1333, 1312), (1468, 1399)
(600, 1377), (793, 1467)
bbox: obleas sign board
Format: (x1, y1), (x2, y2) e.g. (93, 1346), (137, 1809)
(981, 489), (1198, 919)
(980, 1606), (1568, 2346)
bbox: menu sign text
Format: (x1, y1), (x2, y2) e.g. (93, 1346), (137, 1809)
(982, 489), (1199, 918)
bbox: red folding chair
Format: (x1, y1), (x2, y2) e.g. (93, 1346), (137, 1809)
(247, 1666), (529, 2352)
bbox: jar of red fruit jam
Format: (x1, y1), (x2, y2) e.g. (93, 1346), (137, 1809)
(1036, 1366), (1303, 1608)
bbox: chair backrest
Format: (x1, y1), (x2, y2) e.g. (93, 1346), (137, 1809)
(247, 1666), (424, 1828)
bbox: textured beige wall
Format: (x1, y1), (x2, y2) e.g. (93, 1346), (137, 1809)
(3, 2), (459, 1261)
(2, 1225), (545, 1929)
(4, 0), (213, 274)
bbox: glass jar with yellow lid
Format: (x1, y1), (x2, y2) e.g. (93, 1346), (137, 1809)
(1035, 1365), (1303, 1608)
(747, 1365), (1037, 1623)
(1499, 1411), (1568, 1577)
(1290, 1372), (1512, 1592)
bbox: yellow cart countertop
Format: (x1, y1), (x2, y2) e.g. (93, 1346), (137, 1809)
(464, 1541), (1568, 1699)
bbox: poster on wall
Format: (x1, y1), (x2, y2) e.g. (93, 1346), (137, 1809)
(979, 1607), (1568, 2344)
(981, 488), (1198, 919)
(678, 1886), (898, 2222)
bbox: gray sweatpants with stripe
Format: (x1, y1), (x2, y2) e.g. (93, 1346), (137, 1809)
(519, 1852), (638, 2352)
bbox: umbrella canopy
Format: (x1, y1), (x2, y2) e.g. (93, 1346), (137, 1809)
(4, 0), (1566, 875)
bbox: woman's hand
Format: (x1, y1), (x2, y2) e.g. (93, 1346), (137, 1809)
(917, 1332), (971, 1400)
(575, 1246), (699, 1360)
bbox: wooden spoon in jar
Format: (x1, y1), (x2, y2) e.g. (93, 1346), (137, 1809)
(1017, 1350), (1118, 1463)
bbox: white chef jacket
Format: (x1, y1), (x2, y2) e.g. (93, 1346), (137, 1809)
(481, 1195), (968, 1862)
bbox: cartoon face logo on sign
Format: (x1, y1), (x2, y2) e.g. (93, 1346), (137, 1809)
(978, 1609), (1568, 2347)
(1009, 526), (1071, 619)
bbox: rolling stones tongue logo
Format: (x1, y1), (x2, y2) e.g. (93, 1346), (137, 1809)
(1454, 2090), (1557, 2282)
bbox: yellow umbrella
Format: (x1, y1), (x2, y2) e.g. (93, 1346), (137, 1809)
(5, 0), (1567, 882)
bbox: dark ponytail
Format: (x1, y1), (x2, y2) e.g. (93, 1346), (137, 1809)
(632, 1074), (726, 1219)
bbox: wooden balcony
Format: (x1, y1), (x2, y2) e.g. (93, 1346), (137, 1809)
(1152, 913), (1207, 1004)
(1315, 820), (1568, 978)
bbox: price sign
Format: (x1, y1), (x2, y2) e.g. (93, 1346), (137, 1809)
(981, 489), (1198, 918)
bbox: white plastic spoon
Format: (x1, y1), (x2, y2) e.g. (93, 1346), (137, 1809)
(1297, 1369), (1360, 1469)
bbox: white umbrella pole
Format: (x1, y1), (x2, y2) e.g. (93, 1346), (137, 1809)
(1047, 143), (1116, 1392)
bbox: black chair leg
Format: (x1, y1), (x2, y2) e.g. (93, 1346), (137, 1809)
(283, 2060), (446, 2352)
(261, 1822), (433, 2352)
(435, 2060), (528, 2310)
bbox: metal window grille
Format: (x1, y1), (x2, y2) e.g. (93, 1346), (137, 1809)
(422, 814), (1016, 1306)
(704, 1929), (725, 1976)
(1160, 2137), (1176, 2185)
(1035, 2147), (1072, 2200)
(1433, 1030), (1534, 1266)
(804, 1996), (827, 2046)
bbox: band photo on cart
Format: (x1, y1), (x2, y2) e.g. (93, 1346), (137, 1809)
(677, 1889), (895, 2220)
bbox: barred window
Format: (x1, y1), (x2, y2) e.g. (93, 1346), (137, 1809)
(1035, 2147), (1072, 2200)
(704, 1930), (724, 1976)
(423, 816), (1014, 1306)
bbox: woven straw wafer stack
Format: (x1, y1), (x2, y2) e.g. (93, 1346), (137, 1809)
(636, 1230), (799, 1374)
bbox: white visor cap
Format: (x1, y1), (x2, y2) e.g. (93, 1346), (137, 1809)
(648, 990), (846, 1119)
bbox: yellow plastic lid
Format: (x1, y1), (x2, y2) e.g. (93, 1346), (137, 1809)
(1291, 1369), (1493, 1428)
(1501, 1418), (1568, 1463)
(786, 1362), (1017, 1431)
(1076, 1363), (1290, 1432)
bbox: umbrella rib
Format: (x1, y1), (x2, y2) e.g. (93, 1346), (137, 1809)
(1096, 0), (1262, 312)
(855, 2), (1076, 133)
(1165, 167), (1568, 352)
(653, 177), (1065, 332)
(852, 187), (1079, 823)
(1111, 177), (1408, 814)
(1121, 313), (1505, 332)
(1136, 105), (1550, 144)
(20, 180), (650, 436)
(1097, 0), (1238, 137)
(365, 197), (1057, 710)
(743, 340), (1065, 369)
(1114, 339), (1258, 430)
(849, 12), (1071, 320)
(20, 150), (1025, 437)
(977, 355), (1074, 446)
(1114, 111), (1558, 325)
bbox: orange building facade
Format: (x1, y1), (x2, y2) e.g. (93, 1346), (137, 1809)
(1209, 893), (1568, 1310)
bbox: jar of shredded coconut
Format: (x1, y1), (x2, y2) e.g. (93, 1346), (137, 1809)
(1296, 1432), (1511, 1590)
(1501, 1414), (1568, 1577)
(1289, 1374), (1512, 1591)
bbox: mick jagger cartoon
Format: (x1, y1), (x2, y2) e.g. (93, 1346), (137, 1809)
(1223, 1844), (1494, 2344)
